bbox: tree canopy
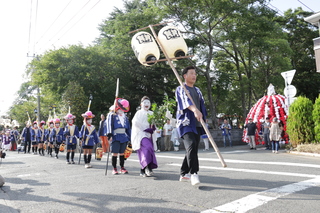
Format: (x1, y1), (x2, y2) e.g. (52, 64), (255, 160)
(8, 0), (319, 130)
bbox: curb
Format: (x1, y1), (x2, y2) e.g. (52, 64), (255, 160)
(287, 151), (320, 158)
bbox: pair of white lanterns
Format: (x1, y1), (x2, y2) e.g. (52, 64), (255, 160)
(131, 26), (188, 66)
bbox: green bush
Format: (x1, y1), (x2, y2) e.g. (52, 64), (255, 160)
(312, 94), (320, 143)
(287, 96), (314, 147)
(147, 95), (176, 129)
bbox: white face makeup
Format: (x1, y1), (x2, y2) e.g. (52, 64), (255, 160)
(67, 119), (73, 124)
(117, 109), (124, 115)
(87, 119), (92, 125)
(55, 123), (60, 127)
(50, 124), (54, 128)
(141, 100), (151, 111)
(33, 124), (38, 128)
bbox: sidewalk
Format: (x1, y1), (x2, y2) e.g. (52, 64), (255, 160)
(287, 150), (320, 158)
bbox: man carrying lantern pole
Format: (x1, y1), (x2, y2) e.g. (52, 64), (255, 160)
(130, 23), (227, 185)
(175, 66), (207, 185)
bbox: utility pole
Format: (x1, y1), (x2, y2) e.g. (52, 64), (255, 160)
(37, 86), (41, 122)
(28, 54), (41, 122)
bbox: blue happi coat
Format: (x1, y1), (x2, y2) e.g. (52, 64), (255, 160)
(106, 113), (131, 143)
(46, 128), (54, 143)
(220, 123), (232, 136)
(21, 127), (32, 142)
(38, 128), (47, 142)
(50, 127), (65, 144)
(31, 128), (39, 142)
(175, 84), (207, 138)
(10, 130), (20, 142)
(80, 125), (99, 147)
(98, 119), (108, 137)
(64, 125), (80, 145)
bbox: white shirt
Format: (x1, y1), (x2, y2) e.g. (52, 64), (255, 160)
(163, 123), (173, 136)
(131, 109), (157, 151)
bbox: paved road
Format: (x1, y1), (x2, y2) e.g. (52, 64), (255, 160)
(1, 145), (320, 213)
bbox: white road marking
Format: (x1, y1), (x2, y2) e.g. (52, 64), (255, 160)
(17, 173), (41, 177)
(221, 150), (249, 154)
(167, 163), (317, 178)
(4, 154), (38, 158)
(156, 155), (320, 213)
(201, 177), (320, 213)
(156, 155), (320, 169)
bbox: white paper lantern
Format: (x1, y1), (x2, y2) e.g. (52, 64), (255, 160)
(158, 26), (188, 60)
(131, 31), (160, 66)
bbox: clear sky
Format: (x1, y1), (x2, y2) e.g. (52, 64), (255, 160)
(0, 0), (124, 116)
(0, 0), (319, 116)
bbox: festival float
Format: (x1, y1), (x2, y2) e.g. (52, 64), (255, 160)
(242, 84), (289, 145)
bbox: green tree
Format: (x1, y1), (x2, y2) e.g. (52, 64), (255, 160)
(9, 81), (40, 125)
(97, 0), (177, 118)
(29, 45), (116, 122)
(150, 0), (291, 127)
(61, 81), (87, 127)
(312, 94), (320, 143)
(277, 8), (320, 102)
(148, 95), (176, 128)
(287, 96), (314, 147)
(213, 3), (291, 120)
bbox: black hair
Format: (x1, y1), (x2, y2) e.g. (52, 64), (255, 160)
(182, 66), (195, 76)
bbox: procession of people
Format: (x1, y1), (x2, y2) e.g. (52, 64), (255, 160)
(0, 65), (214, 187)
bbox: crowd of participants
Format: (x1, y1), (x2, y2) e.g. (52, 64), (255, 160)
(0, 97), (158, 177)
(1, 66), (208, 186)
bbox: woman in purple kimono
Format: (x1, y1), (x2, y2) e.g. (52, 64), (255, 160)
(131, 96), (158, 177)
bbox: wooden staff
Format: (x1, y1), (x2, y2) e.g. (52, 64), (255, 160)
(112, 78), (119, 114)
(105, 78), (119, 176)
(87, 94), (93, 111)
(148, 24), (227, 167)
(79, 95), (93, 164)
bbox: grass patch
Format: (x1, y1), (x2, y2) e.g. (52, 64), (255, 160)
(293, 144), (320, 154)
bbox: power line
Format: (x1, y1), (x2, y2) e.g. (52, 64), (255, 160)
(51, 0), (102, 46)
(297, 0), (314, 12)
(38, 0), (94, 52)
(27, 0), (34, 56)
(32, 0), (39, 55)
(267, 3), (284, 16)
(35, 0), (73, 46)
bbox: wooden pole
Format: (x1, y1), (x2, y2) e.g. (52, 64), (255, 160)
(105, 78), (120, 176)
(148, 25), (227, 167)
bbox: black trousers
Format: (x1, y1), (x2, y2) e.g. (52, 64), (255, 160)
(180, 128), (201, 175)
(156, 137), (161, 151)
(24, 141), (31, 153)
